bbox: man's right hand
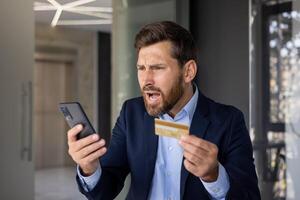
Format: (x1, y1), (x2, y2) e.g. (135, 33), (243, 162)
(67, 124), (107, 176)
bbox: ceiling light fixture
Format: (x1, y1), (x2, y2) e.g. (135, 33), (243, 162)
(51, 7), (62, 26)
(68, 6), (112, 12)
(34, 0), (113, 26)
(62, 0), (96, 9)
(67, 9), (112, 19)
(57, 19), (112, 25)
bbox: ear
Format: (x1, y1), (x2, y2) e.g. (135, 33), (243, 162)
(183, 60), (197, 83)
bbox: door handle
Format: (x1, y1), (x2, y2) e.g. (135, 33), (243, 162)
(20, 81), (33, 162)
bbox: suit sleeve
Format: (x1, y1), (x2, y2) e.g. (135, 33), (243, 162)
(223, 109), (261, 200)
(76, 101), (130, 200)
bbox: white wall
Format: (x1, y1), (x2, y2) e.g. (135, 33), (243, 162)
(0, 0), (34, 199)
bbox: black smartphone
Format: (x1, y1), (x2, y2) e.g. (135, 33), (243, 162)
(59, 102), (96, 140)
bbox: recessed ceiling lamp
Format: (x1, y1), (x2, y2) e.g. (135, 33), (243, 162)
(34, 0), (112, 26)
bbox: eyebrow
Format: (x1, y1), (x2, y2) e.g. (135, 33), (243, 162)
(136, 63), (166, 68)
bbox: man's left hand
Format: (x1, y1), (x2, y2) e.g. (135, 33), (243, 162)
(179, 135), (219, 182)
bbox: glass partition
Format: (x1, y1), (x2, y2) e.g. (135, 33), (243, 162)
(250, 0), (300, 199)
(111, 0), (188, 198)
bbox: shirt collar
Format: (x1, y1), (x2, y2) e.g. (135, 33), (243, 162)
(182, 85), (198, 121)
(160, 85), (199, 122)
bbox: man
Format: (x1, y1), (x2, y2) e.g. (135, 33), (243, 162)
(67, 21), (261, 199)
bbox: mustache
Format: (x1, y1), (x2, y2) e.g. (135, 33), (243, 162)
(142, 84), (161, 92)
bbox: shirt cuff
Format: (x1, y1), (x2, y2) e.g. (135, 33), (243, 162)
(77, 164), (102, 192)
(200, 163), (230, 200)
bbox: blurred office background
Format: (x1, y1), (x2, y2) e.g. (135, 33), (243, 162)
(0, 0), (300, 199)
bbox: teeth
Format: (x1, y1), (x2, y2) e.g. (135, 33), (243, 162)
(149, 94), (160, 101)
(150, 95), (158, 100)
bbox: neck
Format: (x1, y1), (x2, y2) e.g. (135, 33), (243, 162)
(168, 83), (194, 118)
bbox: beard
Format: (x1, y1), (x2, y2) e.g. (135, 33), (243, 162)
(141, 74), (184, 117)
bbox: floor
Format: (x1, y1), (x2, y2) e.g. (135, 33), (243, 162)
(35, 167), (86, 200)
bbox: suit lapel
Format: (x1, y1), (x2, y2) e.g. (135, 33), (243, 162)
(143, 112), (158, 198)
(180, 90), (210, 200)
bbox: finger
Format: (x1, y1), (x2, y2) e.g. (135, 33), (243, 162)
(67, 124), (83, 143)
(180, 139), (208, 157)
(69, 133), (105, 152)
(180, 135), (212, 151)
(76, 133), (100, 150)
(183, 159), (198, 176)
(183, 151), (204, 166)
(180, 135), (209, 152)
(80, 139), (106, 158)
(82, 147), (107, 164)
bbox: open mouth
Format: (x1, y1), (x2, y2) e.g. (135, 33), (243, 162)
(145, 91), (161, 105)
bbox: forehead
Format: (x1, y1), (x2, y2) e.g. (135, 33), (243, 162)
(137, 41), (174, 64)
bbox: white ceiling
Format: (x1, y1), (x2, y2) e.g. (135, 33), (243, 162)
(34, 0), (112, 32)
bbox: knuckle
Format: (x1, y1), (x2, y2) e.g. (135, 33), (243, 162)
(69, 142), (76, 151)
(82, 147), (89, 157)
(212, 143), (218, 150)
(98, 148), (106, 157)
(82, 146), (93, 157)
(68, 149), (72, 156)
(183, 152), (189, 159)
(184, 161), (193, 172)
(190, 154), (196, 161)
(93, 143), (101, 152)
(212, 146), (218, 155)
(215, 146), (219, 154)
(70, 154), (78, 163)
(192, 148), (198, 155)
(184, 159), (189, 167)
(192, 156), (199, 164)
(68, 140), (75, 147)
(97, 148), (104, 156)
(67, 129), (73, 136)
(102, 147), (107, 153)
(95, 141), (102, 149)
(197, 140), (202, 147)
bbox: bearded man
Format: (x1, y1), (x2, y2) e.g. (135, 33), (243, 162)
(67, 21), (261, 200)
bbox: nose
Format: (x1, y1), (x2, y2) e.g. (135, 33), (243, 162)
(143, 68), (155, 86)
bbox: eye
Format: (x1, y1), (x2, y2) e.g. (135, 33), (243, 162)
(137, 65), (145, 71)
(152, 65), (165, 70)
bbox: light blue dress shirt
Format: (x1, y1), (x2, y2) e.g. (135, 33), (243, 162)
(78, 88), (230, 199)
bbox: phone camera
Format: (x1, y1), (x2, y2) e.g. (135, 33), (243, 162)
(66, 115), (72, 121)
(61, 107), (73, 120)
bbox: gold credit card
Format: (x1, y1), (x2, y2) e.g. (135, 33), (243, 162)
(154, 118), (189, 139)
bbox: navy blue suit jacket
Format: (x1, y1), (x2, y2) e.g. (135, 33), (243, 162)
(77, 91), (261, 200)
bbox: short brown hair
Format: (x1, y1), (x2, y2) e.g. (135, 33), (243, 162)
(134, 21), (198, 67)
